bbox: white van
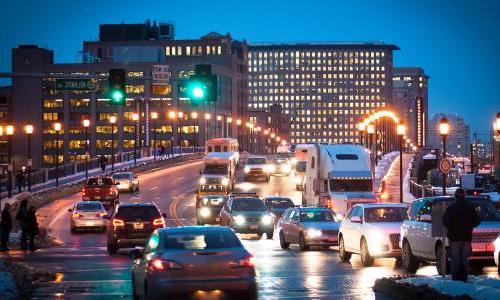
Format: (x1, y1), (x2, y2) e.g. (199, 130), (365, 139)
(205, 138), (239, 166)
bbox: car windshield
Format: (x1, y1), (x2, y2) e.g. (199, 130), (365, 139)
(162, 231), (241, 250)
(112, 174), (132, 179)
(115, 206), (160, 220)
(272, 159), (288, 165)
(247, 158), (267, 164)
(87, 177), (114, 186)
(300, 210), (336, 222)
(471, 200), (500, 222)
(364, 207), (408, 223)
(203, 165), (228, 175)
(76, 202), (102, 211)
(330, 179), (372, 192)
(266, 198), (293, 209)
(200, 185), (226, 192)
(232, 199), (267, 211)
(295, 161), (306, 172)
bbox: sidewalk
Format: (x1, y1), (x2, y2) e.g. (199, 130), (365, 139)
(380, 153), (414, 203)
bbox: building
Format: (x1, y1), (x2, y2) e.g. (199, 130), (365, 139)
(10, 21), (248, 169)
(392, 67), (429, 147)
(427, 113), (470, 157)
(248, 104), (289, 153)
(248, 43), (399, 144)
(0, 86), (12, 168)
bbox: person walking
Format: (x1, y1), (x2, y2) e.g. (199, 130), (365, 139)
(442, 188), (481, 281)
(16, 199), (30, 250)
(100, 155), (107, 173)
(27, 206), (38, 251)
(15, 170), (25, 193)
(0, 203), (12, 251)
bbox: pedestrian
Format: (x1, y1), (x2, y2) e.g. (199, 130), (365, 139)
(0, 203), (12, 251)
(160, 144), (166, 158)
(100, 155), (107, 173)
(27, 206), (38, 251)
(16, 199), (30, 250)
(15, 170), (25, 193)
(442, 188), (481, 281)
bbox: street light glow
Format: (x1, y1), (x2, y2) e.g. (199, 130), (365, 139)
(82, 119), (90, 128)
(6, 125), (14, 135)
(217, 115), (222, 121)
(191, 112), (198, 119)
(109, 115), (117, 124)
(132, 113), (139, 121)
(204, 113), (211, 120)
(25, 124), (34, 134)
(495, 112), (500, 135)
(367, 124), (375, 134)
(53, 122), (62, 132)
(439, 117), (449, 136)
(227, 117), (232, 123)
(397, 124), (406, 136)
(358, 122), (366, 131)
(236, 119), (242, 125)
(168, 111), (177, 120)
(151, 112), (158, 119)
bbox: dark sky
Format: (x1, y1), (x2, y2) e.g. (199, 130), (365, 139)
(1, 0), (499, 135)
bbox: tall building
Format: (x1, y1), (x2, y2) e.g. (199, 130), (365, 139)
(0, 86), (12, 169)
(392, 67), (429, 147)
(10, 21), (248, 169)
(248, 104), (289, 154)
(427, 113), (470, 157)
(248, 43), (399, 144)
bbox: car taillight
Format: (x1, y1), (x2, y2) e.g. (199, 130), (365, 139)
(148, 259), (183, 272)
(109, 189), (114, 195)
(231, 255), (255, 268)
(112, 218), (125, 227)
(97, 212), (107, 218)
(322, 196), (332, 209)
(152, 218), (165, 227)
(72, 213), (82, 218)
(82, 189), (86, 196)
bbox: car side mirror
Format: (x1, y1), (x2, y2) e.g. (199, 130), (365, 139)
(418, 214), (432, 222)
(351, 216), (362, 223)
(68, 208), (73, 212)
(130, 247), (144, 259)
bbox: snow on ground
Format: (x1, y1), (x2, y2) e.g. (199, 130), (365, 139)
(374, 151), (399, 190)
(403, 156), (416, 203)
(398, 275), (500, 300)
(0, 261), (18, 300)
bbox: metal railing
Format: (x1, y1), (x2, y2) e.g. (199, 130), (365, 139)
(409, 178), (438, 198)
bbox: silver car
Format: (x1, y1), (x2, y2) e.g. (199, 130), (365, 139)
(277, 207), (340, 251)
(131, 226), (257, 300)
(69, 201), (107, 232)
(112, 172), (139, 192)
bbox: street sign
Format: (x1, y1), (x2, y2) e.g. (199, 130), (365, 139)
(55, 79), (96, 91)
(152, 65), (170, 85)
(439, 158), (452, 174)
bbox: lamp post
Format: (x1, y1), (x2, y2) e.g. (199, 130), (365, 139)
(256, 126), (262, 154)
(227, 117), (232, 138)
(439, 117), (450, 195)
(132, 113), (139, 166)
(358, 122), (366, 147)
(151, 112), (158, 160)
(236, 119), (242, 149)
(270, 132), (276, 154)
(397, 123), (406, 203)
(53, 122), (62, 187)
(6, 125), (13, 197)
(24, 124), (33, 191)
(168, 111), (177, 157)
(178, 112), (184, 154)
(367, 124), (375, 163)
(263, 129), (269, 154)
(109, 115), (117, 172)
(191, 112), (198, 148)
(82, 119), (90, 179)
(204, 113), (211, 143)
(216, 115), (223, 138)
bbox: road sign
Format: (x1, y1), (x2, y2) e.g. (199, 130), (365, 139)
(55, 79), (96, 91)
(152, 65), (170, 85)
(439, 158), (452, 174)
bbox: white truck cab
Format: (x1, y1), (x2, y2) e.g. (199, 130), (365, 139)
(199, 152), (237, 191)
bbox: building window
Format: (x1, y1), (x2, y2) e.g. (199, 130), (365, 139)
(70, 99), (90, 107)
(43, 99), (63, 108)
(126, 85), (145, 94)
(43, 155), (63, 164)
(43, 112), (60, 121)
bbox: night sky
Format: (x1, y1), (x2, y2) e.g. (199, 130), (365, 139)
(1, 0), (499, 135)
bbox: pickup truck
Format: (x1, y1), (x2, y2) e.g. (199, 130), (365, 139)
(82, 177), (119, 210)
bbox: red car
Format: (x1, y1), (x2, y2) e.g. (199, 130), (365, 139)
(82, 177), (119, 209)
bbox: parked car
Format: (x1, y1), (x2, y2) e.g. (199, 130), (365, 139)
(220, 193), (274, 239)
(196, 195), (227, 225)
(107, 203), (166, 254)
(400, 196), (500, 274)
(277, 207), (340, 250)
(264, 196), (294, 220)
(69, 201), (107, 233)
(338, 203), (408, 266)
(243, 156), (271, 182)
(131, 226), (257, 300)
(112, 172), (139, 192)
(82, 177), (119, 210)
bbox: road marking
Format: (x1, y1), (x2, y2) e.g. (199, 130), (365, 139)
(149, 186), (159, 190)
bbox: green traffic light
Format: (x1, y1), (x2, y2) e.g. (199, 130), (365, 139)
(111, 90), (124, 103)
(192, 86), (204, 98)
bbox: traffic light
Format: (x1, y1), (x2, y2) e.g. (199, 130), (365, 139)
(108, 69), (126, 105)
(178, 65), (217, 106)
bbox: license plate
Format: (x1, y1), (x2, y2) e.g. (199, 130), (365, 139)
(215, 217), (220, 223)
(250, 225), (258, 230)
(133, 223), (144, 230)
(94, 196), (100, 200)
(86, 221), (94, 226)
(472, 243), (487, 251)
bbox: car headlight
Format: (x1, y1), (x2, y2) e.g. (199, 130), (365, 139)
(294, 176), (302, 184)
(307, 229), (322, 238)
(200, 207), (211, 218)
(203, 197), (209, 204)
(267, 164), (276, 173)
(234, 215), (246, 226)
(334, 213), (343, 222)
(291, 158), (297, 165)
(282, 165), (291, 173)
(261, 215), (273, 226)
(221, 177), (229, 186)
(244, 166), (250, 173)
(367, 231), (387, 253)
(199, 177), (207, 185)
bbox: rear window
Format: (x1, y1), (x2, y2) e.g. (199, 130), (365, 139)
(364, 207), (408, 223)
(232, 198), (267, 211)
(112, 173), (132, 179)
(162, 231), (241, 250)
(266, 198), (294, 209)
(247, 158), (267, 164)
(76, 202), (103, 211)
(87, 177), (114, 186)
(116, 206), (160, 220)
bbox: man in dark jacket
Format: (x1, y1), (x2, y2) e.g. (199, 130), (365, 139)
(16, 199), (30, 250)
(100, 155), (107, 173)
(27, 206), (38, 251)
(442, 188), (481, 281)
(0, 203), (12, 251)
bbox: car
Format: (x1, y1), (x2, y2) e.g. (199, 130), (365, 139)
(243, 156), (271, 182)
(277, 207), (340, 251)
(69, 201), (107, 233)
(196, 195), (227, 225)
(269, 158), (292, 176)
(112, 172), (139, 192)
(400, 196), (500, 275)
(107, 203), (166, 254)
(264, 196), (294, 220)
(338, 203), (408, 266)
(131, 226), (257, 300)
(82, 177), (119, 210)
(494, 234), (500, 275)
(220, 193), (274, 239)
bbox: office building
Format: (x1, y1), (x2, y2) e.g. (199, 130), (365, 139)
(0, 86), (12, 169)
(248, 104), (289, 153)
(427, 113), (470, 157)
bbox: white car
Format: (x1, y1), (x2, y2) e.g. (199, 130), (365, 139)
(494, 234), (500, 275)
(243, 156), (271, 182)
(112, 172), (139, 192)
(338, 203), (408, 266)
(69, 201), (108, 232)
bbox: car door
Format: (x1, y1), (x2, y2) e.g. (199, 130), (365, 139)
(413, 199), (433, 257)
(289, 209), (302, 243)
(278, 209), (292, 236)
(133, 232), (159, 297)
(340, 207), (354, 249)
(350, 207), (364, 253)
(284, 209), (298, 242)
(344, 207), (360, 251)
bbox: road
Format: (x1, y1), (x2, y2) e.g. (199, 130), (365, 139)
(2, 161), (497, 299)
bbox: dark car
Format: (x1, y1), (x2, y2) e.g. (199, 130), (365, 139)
(264, 196), (295, 219)
(269, 158), (292, 176)
(107, 203), (166, 254)
(196, 195), (227, 225)
(82, 177), (119, 210)
(220, 195), (274, 239)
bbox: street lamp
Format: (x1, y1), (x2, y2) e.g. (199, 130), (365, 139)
(168, 111), (177, 157)
(178, 112), (184, 154)
(151, 112), (158, 160)
(6, 125), (13, 197)
(227, 117), (232, 138)
(191, 111), (199, 148)
(439, 116), (449, 195)
(216, 115), (223, 138)
(358, 122), (366, 146)
(109, 115), (117, 172)
(24, 124), (34, 191)
(397, 123), (406, 203)
(53, 122), (62, 187)
(82, 119), (90, 179)
(132, 113), (139, 166)
(204, 113), (211, 143)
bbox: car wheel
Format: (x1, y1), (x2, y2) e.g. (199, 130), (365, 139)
(107, 242), (118, 255)
(299, 232), (309, 251)
(256, 233), (263, 239)
(402, 240), (418, 273)
(360, 238), (374, 267)
(435, 243), (450, 276)
(395, 256), (403, 267)
(266, 230), (274, 239)
(279, 231), (289, 249)
(338, 235), (352, 262)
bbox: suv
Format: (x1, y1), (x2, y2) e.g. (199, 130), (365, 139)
(196, 195), (227, 225)
(400, 196), (500, 274)
(220, 193), (274, 239)
(107, 203), (166, 254)
(243, 156), (271, 182)
(82, 177), (119, 209)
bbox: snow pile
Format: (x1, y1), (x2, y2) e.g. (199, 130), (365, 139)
(403, 156), (416, 203)
(374, 151), (399, 190)
(0, 261), (18, 300)
(398, 275), (500, 300)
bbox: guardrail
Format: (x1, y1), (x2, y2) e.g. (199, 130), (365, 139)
(408, 178), (438, 198)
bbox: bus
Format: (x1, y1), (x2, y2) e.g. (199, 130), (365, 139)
(205, 138), (239, 166)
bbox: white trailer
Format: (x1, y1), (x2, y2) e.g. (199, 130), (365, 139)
(303, 144), (376, 218)
(205, 138), (239, 166)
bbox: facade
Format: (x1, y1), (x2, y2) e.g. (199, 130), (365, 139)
(248, 43), (398, 144)
(427, 113), (470, 157)
(10, 22), (248, 169)
(0, 86), (12, 168)
(248, 104), (289, 153)
(392, 67), (429, 147)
